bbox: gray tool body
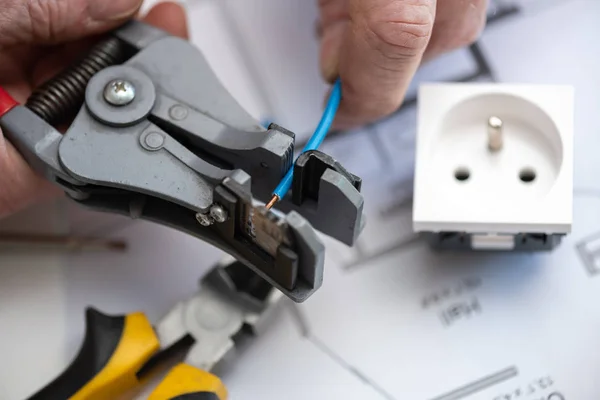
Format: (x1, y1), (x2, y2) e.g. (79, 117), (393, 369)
(0, 21), (365, 302)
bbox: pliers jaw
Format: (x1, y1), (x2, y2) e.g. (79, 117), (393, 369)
(155, 259), (285, 372)
(0, 20), (365, 302)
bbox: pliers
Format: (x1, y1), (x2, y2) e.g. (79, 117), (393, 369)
(26, 259), (282, 400)
(0, 20), (365, 303)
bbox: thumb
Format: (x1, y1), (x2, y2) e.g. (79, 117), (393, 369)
(334, 0), (436, 129)
(0, 0), (143, 45)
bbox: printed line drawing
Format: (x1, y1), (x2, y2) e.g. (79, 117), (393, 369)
(575, 231), (600, 276)
(344, 235), (424, 271)
(308, 335), (397, 400)
(285, 300), (311, 337)
(429, 367), (519, 400)
(378, 195), (413, 219)
(286, 303), (396, 400)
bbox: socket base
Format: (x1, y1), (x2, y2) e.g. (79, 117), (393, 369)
(413, 83), (574, 249)
(423, 232), (564, 251)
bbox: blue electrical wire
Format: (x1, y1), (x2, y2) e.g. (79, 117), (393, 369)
(267, 78), (342, 207)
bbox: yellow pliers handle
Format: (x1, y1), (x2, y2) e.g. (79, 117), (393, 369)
(148, 364), (228, 400)
(27, 308), (227, 400)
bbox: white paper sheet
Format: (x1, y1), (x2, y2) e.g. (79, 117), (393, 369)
(2, 1), (599, 400)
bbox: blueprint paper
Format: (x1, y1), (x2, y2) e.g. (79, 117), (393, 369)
(219, 2), (600, 399)
(70, 1), (600, 399)
(221, 143), (600, 400)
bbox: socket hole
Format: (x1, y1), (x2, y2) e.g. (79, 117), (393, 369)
(454, 167), (471, 182)
(519, 168), (536, 183)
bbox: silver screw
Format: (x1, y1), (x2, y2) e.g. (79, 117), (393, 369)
(104, 79), (136, 106)
(195, 212), (213, 227)
(488, 116), (503, 152)
(210, 205), (228, 223)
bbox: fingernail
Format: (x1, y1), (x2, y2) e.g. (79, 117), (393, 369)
(89, 0), (143, 21)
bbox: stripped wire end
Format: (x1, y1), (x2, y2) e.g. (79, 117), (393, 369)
(269, 78), (342, 205)
(265, 194), (279, 210)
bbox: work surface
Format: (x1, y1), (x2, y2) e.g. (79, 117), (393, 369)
(1, 0), (600, 399)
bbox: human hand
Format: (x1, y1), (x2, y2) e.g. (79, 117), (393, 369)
(318, 0), (488, 129)
(0, 0), (188, 219)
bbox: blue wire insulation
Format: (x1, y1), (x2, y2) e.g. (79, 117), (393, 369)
(261, 119), (272, 129)
(272, 79), (342, 200)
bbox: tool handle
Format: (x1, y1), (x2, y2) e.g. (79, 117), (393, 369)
(148, 364), (227, 400)
(27, 308), (159, 400)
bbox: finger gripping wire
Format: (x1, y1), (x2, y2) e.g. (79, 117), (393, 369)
(26, 37), (129, 125)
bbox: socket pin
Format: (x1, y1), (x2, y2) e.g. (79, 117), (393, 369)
(488, 116), (503, 152)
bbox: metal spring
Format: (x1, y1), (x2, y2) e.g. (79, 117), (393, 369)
(26, 37), (128, 125)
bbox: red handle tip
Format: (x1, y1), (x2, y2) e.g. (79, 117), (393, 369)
(0, 87), (18, 117)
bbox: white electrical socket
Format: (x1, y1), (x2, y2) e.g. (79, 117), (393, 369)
(412, 83), (574, 251)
